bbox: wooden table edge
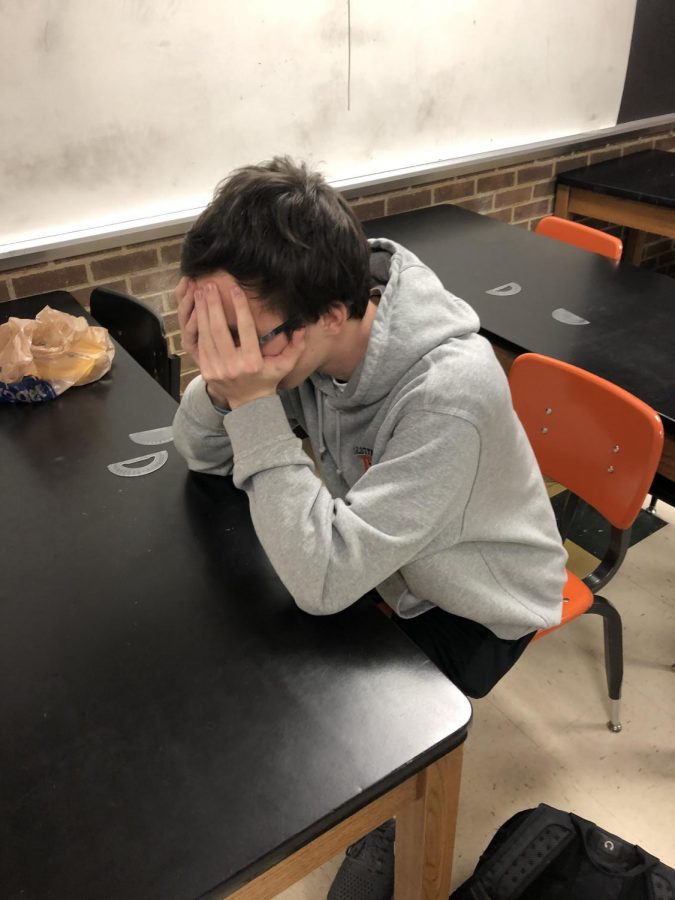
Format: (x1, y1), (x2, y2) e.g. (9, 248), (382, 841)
(554, 184), (675, 244)
(218, 743), (465, 900)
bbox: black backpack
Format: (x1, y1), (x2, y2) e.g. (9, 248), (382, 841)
(451, 804), (675, 900)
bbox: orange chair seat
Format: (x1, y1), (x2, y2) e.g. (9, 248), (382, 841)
(533, 570), (593, 640)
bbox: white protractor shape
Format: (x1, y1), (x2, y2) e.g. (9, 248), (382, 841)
(107, 451), (169, 477)
(486, 282), (522, 296)
(129, 426), (174, 446)
(551, 308), (590, 325)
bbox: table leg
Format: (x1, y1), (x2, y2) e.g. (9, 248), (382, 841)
(623, 228), (647, 265)
(222, 743), (465, 900)
(554, 185), (571, 218)
(394, 744), (464, 900)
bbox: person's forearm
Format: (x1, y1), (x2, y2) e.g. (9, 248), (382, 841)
(172, 375), (235, 476)
(224, 395), (479, 615)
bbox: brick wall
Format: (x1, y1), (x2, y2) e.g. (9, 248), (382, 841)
(2, 127), (674, 394)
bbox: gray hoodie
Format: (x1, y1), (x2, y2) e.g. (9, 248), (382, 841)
(173, 239), (567, 639)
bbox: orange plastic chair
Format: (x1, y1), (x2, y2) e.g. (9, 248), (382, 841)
(535, 215), (623, 261)
(509, 354), (663, 732)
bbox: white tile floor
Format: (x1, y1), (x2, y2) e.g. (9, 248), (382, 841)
(276, 500), (675, 898)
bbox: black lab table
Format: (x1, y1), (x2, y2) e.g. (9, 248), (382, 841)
(0, 293), (471, 899)
(364, 204), (675, 505)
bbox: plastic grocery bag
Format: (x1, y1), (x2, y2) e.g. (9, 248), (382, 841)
(0, 305), (115, 403)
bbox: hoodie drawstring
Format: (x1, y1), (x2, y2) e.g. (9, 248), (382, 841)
(316, 386), (326, 459)
(314, 384), (343, 477)
(335, 412), (342, 477)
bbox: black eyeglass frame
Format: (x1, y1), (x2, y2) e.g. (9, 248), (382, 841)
(257, 317), (304, 347)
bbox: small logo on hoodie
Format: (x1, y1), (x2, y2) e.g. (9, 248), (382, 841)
(353, 446), (373, 472)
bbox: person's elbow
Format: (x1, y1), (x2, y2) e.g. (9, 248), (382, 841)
(291, 583), (360, 616)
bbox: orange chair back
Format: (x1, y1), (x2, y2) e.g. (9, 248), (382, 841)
(509, 354), (663, 529)
(536, 216), (623, 261)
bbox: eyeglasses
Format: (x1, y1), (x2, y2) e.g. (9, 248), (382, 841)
(257, 317), (303, 347)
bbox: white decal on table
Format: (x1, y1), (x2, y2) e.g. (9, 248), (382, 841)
(107, 451), (169, 477)
(129, 426), (174, 446)
(486, 282), (521, 296)
(551, 308), (590, 325)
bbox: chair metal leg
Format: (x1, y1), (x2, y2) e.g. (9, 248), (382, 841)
(585, 595), (623, 733)
(557, 492), (582, 543)
(646, 493), (658, 515)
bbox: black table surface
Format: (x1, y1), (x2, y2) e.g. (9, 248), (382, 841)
(364, 204), (675, 435)
(0, 293), (471, 899)
(557, 149), (675, 208)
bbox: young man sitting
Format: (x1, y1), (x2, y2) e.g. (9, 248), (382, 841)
(172, 157), (567, 900)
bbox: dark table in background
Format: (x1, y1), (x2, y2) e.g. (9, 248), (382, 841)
(0, 293), (471, 899)
(364, 204), (675, 504)
(554, 149), (675, 263)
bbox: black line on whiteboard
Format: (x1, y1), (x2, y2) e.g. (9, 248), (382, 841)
(347, 0), (351, 111)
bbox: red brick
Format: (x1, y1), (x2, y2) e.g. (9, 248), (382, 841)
(129, 266), (180, 296)
(477, 171), (515, 193)
(160, 241), (183, 265)
(163, 312), (179, 334)
(95, 278), (130, 293)
(620, 138), (655, 155)
(457, 195), (494, 214)
(12, 264), (89, 297)
(494, 186), (532, 208)
(350, 198), (386, 221)
(652, 135), (675, 151)
(554, 154), (590, 175)
(517, 163), (553, 185)
(512, 199), (552, 223)
(533, 181), (555, 199)
(433, 178), (476, 203)
(434, 178), (476, 204)
(589, 149), (622, 165)
(138, 293), (168, 314)
(161, 290), (179, 313)
(70, 279), (128, 310)
(386, 189), (432, 215)
(90, 248), (159, 281)
(487, 207), (514, 224)
(643, 238), (673, 256)
(0, 279), (10, 302)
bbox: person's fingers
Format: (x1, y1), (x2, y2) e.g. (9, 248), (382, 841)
(271, 326), (306, 375)
(186, 306), (198, 341)
(194, 288), (218, 364)
(177, 278), (195, 332)
(203, 282), (237, 357)
(175, 275), (189, 302)
(230, 283), (262, 362)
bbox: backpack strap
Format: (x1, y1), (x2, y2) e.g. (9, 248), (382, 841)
(650, 869), (675, 900)
(475, 804), (576, 900)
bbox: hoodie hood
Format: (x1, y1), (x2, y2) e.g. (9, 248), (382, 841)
(310, 238), (480, 408)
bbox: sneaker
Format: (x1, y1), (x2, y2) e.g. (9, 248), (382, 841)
(328, 819), (395, 900)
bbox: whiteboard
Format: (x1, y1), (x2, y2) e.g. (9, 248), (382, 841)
(1, 0), (640, 256)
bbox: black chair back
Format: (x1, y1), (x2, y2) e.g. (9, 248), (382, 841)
(90, 288), (181, 400)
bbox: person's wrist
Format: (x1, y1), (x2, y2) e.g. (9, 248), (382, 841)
(228, 390), (276, 411)
(205, 382), (230, 410)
